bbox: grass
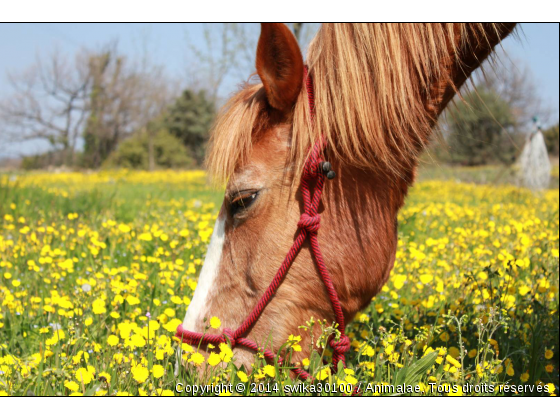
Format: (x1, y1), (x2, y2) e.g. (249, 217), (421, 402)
(417, 162), (560, 190)
(0, 168), (558, 396)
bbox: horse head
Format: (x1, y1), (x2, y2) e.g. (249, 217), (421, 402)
(180, 23), (516, 369)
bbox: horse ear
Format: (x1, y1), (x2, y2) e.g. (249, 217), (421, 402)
(256, 23), (304, 112)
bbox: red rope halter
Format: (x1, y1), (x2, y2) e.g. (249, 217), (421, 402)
(175, 67), (350, 381)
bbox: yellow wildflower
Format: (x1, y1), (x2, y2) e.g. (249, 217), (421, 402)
(210, 316), (221, 329)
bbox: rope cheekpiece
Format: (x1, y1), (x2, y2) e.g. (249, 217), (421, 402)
(175, 67), (350, 381)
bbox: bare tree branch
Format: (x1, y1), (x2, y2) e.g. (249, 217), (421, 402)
(0, 48), (91, 164)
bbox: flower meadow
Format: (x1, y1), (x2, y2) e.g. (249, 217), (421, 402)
(0, 170), (558, 396)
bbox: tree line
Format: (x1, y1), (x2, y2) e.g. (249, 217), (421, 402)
(0, 24), (557, 171)
(436, 61), (559, 166)
(0, 43), (216, 170)
(0, 24), (321, 171)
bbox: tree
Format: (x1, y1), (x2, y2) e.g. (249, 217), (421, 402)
(82, 49), (125, 168)
(445, 87), (518, 166)
(81, 45), (173, 168)
(433, 59), (555, 166)
(481, 60), (555, 131)
(0, 42), (174, 169)
(163, 89), (215, 164)
(0, 49), (90, 166)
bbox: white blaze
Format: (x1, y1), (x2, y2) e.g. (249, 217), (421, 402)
(182, 215), (225, 330)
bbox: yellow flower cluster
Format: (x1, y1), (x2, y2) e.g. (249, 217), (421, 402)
(0, 171), (557, 396)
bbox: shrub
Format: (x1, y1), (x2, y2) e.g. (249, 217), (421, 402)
(441, 87), (520, 166)
(104, 129), (194, 170)
(164, 89), (215, 164)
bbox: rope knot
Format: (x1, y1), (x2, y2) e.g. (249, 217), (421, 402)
(329, 334), (351, 354)
(298, 213), (321, 233)
(222, 328), (236, 347)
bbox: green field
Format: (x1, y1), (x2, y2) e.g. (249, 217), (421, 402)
(0, 169), (558, 396)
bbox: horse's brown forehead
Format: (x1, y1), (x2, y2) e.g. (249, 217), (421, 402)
(251, 124), (291, 164)
(227, 165), (265, 194)
(227, 124), (291, 193)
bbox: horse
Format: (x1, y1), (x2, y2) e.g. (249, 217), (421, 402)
(177, 23), (517, 370)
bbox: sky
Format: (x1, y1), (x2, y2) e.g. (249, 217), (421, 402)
(0, 23), (558, 158)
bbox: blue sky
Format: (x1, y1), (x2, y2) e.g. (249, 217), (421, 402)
(0, 23), (558, 157)
(502, 23), (559, 116)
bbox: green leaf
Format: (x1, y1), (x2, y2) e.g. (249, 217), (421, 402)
(394, 351), (438, 387)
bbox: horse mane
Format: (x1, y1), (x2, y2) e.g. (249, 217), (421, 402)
(207, 23), (509, 183)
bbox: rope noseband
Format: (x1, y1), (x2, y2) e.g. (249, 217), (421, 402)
(175, 67), (349, 381)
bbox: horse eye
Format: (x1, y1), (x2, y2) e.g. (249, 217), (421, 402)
(230, 192), (258, 217)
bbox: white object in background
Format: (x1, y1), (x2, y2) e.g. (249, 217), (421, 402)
(519, 120), (551, 191)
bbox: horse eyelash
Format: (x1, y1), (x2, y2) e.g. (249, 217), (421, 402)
(231, 190), (258, 203)
(229, 190), (259, 215)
